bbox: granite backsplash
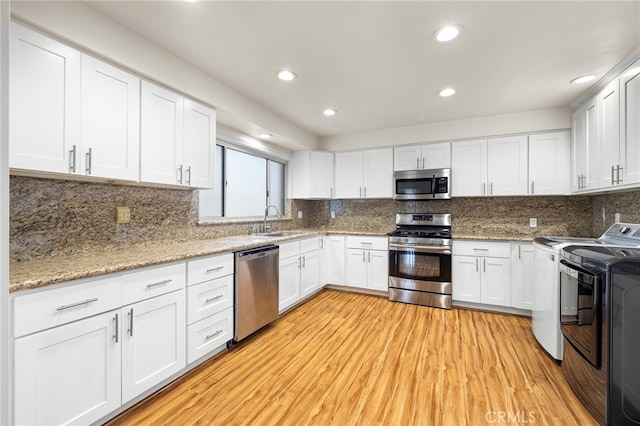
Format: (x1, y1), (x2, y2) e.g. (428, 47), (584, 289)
(10, 176), (616, 261)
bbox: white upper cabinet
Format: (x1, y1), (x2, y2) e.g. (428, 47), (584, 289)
(598, 80), (621, 188)
(291, 151), (334, 199)
(393, 142), (451, 171)
(528, 131), (570, 195)
(9, 22), (81, 174)
(487, 135), (528, 196)
(451, 139), (488, 196)
(572, 97), (600, 192)
(81, 54), (140, 181)
(140, 81), (185, 186)
(619, 59), (640, 186)
(183, 99), (216, 188)
(335, 148), (393, 198)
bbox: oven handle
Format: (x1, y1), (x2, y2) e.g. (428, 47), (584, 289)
(389, 243), (451, 254)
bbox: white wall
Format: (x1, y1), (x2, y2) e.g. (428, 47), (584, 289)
(11, 0), (317, 152)
(1, 1), (10, 424)
(320, 107), (572, 151)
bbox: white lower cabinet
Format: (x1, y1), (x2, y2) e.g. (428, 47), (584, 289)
(452, 241), (511, 307)
(13, 309), (121, 425)
(510, 242), (535, 311)
(121, 289), (186, 403)
(326, 235), (346, 285)
(186, 306), (233, 364)
(345, 236), (389, 291)
(278, 238), (320, 313)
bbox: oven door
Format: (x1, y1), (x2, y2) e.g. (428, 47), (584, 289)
(559, 260), (602, 368)
(388, 243), (452, 292)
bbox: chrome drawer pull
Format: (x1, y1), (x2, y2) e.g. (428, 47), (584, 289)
(205, 295), (224, 303)
(56, 298), (98, 311)
(146, 279), (172, 288)
(113, 313), (119, 343)
(206, 266), (224, 273)
(360, 242), (373, 245)
(205, 330), (223, 340)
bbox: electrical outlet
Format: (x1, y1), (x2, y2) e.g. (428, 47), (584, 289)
(297, 211), (303, 219)
(615, 212), (621, 223)
(330, 211), (336, 219)
(529, 218), (537, 228)
(115, 206), (131, 224)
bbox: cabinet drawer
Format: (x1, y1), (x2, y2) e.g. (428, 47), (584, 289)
(122, 262), (186, 306)
(279, 240), (300, 260)
(346, 236), (388, 251)
(299, 237), (319, 254)
(187, 307), (233, 364)
(13, 274), (123, 338)
(187, 275), (233, 325)
(187, 253), (233, 286)
(452, 240), (511, 258)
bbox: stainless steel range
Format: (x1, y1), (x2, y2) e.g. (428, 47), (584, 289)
(388, 213), (452, 309)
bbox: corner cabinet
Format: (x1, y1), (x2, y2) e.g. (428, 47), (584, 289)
(619, 59), (640, 186)
(335, 148), (393, 199)
(291, 151), (334, 199)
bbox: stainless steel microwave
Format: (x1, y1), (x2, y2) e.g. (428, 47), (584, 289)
(393, 168), (451, 200)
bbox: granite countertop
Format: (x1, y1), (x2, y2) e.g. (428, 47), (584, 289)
(9, 230), (390, 293)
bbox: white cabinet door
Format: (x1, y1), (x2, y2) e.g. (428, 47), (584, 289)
(279, 255), (301, 313)
(487, 135), (528, 195)
(310, 152), (335, 198)
(14, 310), (121, 426)
(9, 22), (81, 174)
(346, 248), (367, 288)
(319, 237), (329, 286)
(363, 148), (393, 198)
(620, 60), (640, 186)
(452, 255), (481, 302)
(81, 54), (140, 181)
(598, 80), (621, 188)
(585, 98), (600, 190)
(327, 236), (346, 284)
(480, 257), (511, 306)
(121, 290), (186, 403)
(452, 139), (487, 196)
(367, 250), (389, 291)
(572, 105), (588, 192)
(422, 142), (451, 169)
(394, 145), (422, 171)
(183, 99), (216, 189)
(140, 81), (184, 185)
(335, 151), (364, 198)
(300, 250), (320, 298)
(528, 131), (570, 195)
(511, 243), (535, 310)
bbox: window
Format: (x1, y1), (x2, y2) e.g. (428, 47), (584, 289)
(199, 145), (286, 219)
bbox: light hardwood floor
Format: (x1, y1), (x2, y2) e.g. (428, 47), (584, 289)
(109, 290), (597, 425)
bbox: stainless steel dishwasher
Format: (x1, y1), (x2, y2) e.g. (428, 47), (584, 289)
(232, 244), (279, 344)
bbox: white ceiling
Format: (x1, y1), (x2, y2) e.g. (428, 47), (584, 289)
(85, 0), (639, 143)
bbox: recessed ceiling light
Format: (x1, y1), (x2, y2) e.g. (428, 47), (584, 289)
(439, 87), (456, 97)
(258, 133), (273, 139)
(277, 70), (297, 81)
(323, 108), (337, 117)
(434, 25), (463, 42)
(570, 75), (596, 84)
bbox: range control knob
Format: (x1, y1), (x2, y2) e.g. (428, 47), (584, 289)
(621, 226), (631, 234)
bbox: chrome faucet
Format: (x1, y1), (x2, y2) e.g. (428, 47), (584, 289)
(263, 204), (280, 233)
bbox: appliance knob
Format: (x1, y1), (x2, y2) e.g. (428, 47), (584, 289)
(621, 226), (631, 234)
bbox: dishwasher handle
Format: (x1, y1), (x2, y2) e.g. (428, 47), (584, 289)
(235, 244), (279, 261)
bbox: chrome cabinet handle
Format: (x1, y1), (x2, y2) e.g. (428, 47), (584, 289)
(364, 187), (367, 197)
(113, 313), (119, 343)
(473, 248), (489, 251)
(361, 242), (373, 245)
(417, 157), (420, 169)
(205, 295), (223, 303)
(128, 308), (134, 337)
(530, 181), (534, 195)
(367, 251), (371, 263)
(518, 245), (521, 260)
(146, 279), (172, 288)
(298, 256), (301, 269)
(69, 145), (77, 173)
(186, 166), (192, 186)
(490, 182), (493, 195)
(617, 165), (623, 184)
(56, 298), (98, 311)
(205, 330), (223, 341)
(206, 266), (224, 273)
(330, 187), (333, 198)
(359, 187), (362, 197)
(475, 258), (479, 272)
(422, 157), (425, 169)
(302, 255), (306, 268)
(320, 238), (324, 249)
(178, 164), (183, 184)
(548, 254), (555, 261)
(362, 251), (366, 262)
(612, 165), (615, 185)
(482, 182), (486, 195)
(483, 258), (486, 272)
(85, 148), (92, 175)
